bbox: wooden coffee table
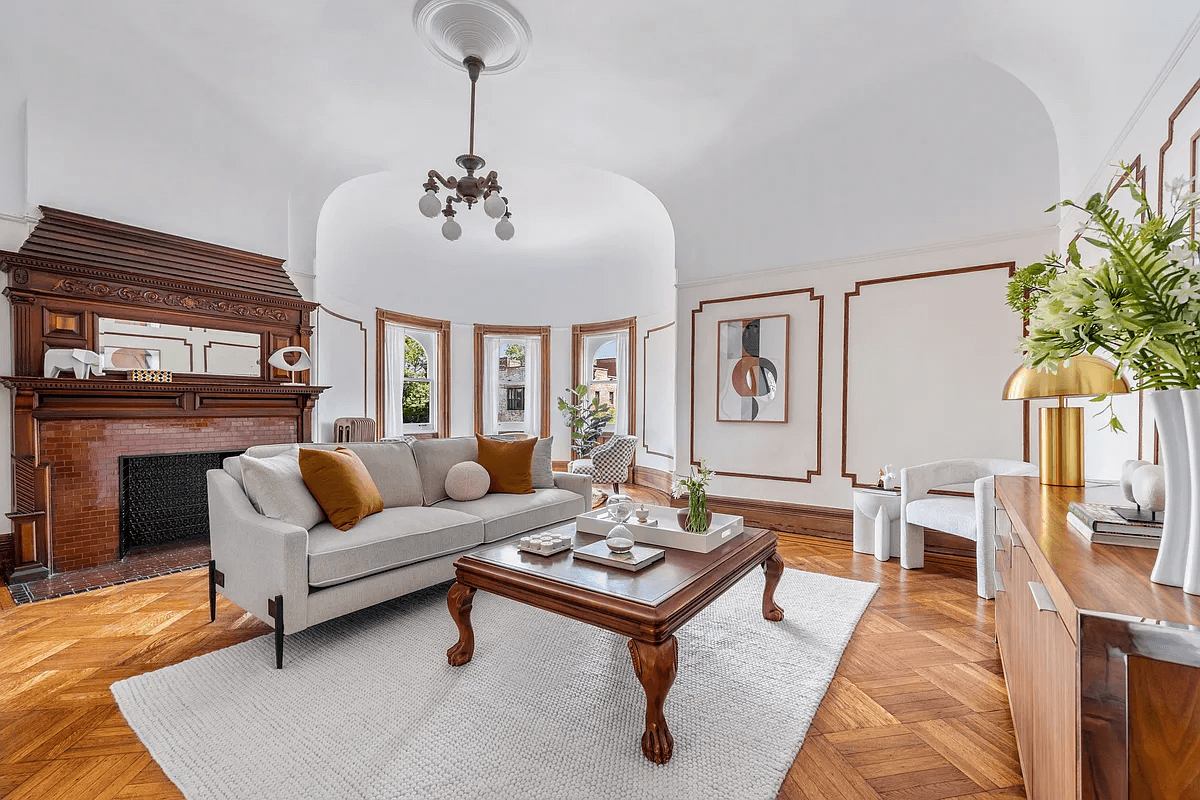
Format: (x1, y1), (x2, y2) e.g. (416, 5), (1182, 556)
(444, 523), (784, 764)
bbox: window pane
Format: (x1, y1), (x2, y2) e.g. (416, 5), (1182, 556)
(589, 337), (618, 424)
(498, 341), (525, 424)
(404, 335), (429, 379)
(402, 380), (430, 424)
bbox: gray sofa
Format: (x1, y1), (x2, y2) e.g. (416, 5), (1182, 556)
(206, 437), (591, 667)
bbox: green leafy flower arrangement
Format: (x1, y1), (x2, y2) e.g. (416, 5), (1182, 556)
(671, 460), (714, 533)
(1008, 164), (1200, 430)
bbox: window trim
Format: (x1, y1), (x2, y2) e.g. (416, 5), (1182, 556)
(474, 323), (551, 437)
(572, 316), (637, 436)
(376, 309), (451, 438)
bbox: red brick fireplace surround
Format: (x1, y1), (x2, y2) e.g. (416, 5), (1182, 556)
(0, 208), (326, 583)
(41, 415), (300, 573)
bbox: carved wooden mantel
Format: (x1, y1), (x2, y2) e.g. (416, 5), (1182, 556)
(0, 208), (325, 583)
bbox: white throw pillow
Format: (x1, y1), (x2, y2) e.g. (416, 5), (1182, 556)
(445, 461), (490, 502)
(240, 446), (325, 530)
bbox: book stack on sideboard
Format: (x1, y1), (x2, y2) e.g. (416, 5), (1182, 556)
(994, 476), (1200, 800)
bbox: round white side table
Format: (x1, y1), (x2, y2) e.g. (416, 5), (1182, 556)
(852, 487), (903, 562)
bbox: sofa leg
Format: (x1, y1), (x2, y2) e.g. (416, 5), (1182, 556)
(208, 560), (216, 622)
(268, 594), (284, 669)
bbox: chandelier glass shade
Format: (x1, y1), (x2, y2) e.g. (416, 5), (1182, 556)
(419, 55), (513, 241)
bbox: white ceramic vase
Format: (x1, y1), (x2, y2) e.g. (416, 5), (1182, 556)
(1179, 389), (1200, 594)
(1149, 389), (1193, 588)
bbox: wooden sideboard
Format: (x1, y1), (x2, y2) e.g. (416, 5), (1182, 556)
(995, 476), (1200, 799)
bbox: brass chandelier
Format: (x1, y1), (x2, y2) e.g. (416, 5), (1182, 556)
(418, 55), (514, 241)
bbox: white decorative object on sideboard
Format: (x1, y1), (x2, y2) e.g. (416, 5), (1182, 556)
(43, 348), (104, 379)
(1149, 389), (1191, 591)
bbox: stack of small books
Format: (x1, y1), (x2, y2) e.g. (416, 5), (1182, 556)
(1067, 502), (1163, 548)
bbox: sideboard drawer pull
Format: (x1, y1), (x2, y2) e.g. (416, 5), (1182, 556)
(1028, 581), (1057, 613)
(994, 570), (1006, 594)
(995, 534), (1007, 553)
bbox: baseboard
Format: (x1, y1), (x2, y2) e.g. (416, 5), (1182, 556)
(632, 465), (672, 493)
(669, 493), (976, 560)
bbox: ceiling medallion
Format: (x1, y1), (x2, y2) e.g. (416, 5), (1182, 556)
(414, 0), (530, 241)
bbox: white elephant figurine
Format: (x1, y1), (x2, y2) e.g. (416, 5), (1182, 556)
(44, 348), (105, 379)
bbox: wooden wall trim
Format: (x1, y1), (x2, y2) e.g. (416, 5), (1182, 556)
(318, 305), (368, 417)
(689, 288), (823, 483)
(571, 316), (638, 437)
(1158, 75), (1200, 214)
(642, 321), (675, 458)
(375, 309), (451, 439)
(667, 493), (975, 560)
(632, 464), (672, 494)
(840, 261), (1023, 488)
(473, 323), (551, 437)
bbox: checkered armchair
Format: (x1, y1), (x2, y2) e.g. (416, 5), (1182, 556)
(569, 434), (638, 493)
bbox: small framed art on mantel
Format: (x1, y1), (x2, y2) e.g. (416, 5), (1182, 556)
(716, 314), (789, 423)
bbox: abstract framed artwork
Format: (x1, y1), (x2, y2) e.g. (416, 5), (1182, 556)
(716, 314), (789, 423)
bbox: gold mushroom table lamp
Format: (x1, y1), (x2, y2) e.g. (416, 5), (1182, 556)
(1002, 354), (1130, 487)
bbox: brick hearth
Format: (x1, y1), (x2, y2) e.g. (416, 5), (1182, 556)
(40, 416), (297, 573)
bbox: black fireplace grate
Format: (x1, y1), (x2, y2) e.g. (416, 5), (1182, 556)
(119, 450), (243, 558)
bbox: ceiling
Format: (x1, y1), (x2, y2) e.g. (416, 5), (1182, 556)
(1, 1), (1198, 279)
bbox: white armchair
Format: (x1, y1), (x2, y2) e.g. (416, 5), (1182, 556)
(900, 458), (1037, 599)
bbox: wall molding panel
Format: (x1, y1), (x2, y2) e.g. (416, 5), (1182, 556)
(316, 305), (367, 417)
(841, 262), (1025, 488)
(689, 287), (824, 483)
(641, 321), (675, 458)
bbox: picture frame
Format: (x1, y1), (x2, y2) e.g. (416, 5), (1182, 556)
(716, 314), (789, 423)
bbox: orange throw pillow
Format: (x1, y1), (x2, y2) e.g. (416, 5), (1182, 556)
(298, 447), (384, 531)
(475, 435), (537, 495)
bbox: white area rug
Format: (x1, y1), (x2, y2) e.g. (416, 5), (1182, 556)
(113, 568), (876, 800)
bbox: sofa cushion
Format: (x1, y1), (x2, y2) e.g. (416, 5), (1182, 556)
(435, 487), (583, 543)
(240, 446), (325, 530)
(906, 497), (977, 540)
(306, 507), (484, 588)
(412, 437), (478, 505)
(242, 442), (422, 509)
(445, 461), (490, 502)
(531, 436), (554, 489)
(299, 447), (384, 531)
(338, 442), (423, 508)
(476, 434), (536, 495)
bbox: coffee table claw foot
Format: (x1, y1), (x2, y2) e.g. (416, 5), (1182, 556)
(446, 582), (477, 666)
(762, 552), (785, 622)
(628, 637), (678, 764)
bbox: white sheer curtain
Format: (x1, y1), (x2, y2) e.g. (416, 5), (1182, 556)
(615, 329), (630, 435)
(383, 322), (405, 438)
(482, 336), (501, 435)
(523, 335), (541, 438)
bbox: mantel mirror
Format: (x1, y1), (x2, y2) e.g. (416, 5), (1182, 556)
(97, 318), (261, 377)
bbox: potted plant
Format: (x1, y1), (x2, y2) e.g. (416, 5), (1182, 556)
(557, 384), (614, 459)
(672, 460), (715, 533)
(1006, 164), (1200, 592)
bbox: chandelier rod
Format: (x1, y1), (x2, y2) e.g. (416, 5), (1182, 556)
(465, 56), (484, 159)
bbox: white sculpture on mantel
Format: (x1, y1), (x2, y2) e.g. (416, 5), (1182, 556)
(43, 348), (105, 379)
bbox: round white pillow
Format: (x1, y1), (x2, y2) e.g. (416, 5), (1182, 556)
(445, 461), (490, 502)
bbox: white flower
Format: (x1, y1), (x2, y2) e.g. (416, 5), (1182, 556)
(1167, 175), (1192, 197)
(1169, 243), (1193, 266)
(1169, 278), (1200, 305)
(1074, 218), (1091, 236)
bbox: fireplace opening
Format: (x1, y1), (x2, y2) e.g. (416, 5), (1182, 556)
(119, 450), (244, 558)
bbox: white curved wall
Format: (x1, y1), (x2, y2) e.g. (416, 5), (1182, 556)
(314, 167), (675, 326)
(311, 166), (676, 459)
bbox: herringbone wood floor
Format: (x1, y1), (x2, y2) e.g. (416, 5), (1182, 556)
(0, 488), (1024, 799)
